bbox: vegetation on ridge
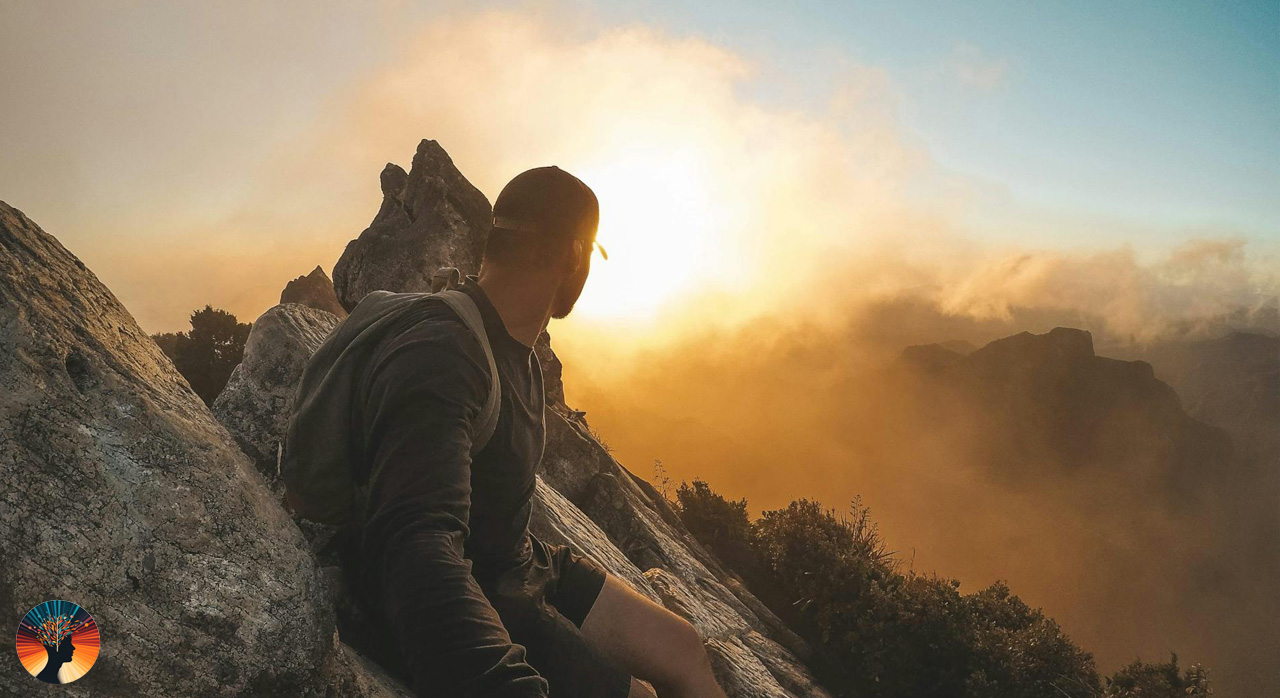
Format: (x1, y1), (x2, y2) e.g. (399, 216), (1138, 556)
(674, 479), (1212, 698)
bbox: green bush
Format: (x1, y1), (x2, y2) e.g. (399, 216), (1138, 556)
(675, 480), (760, 582)
(674, 479), (1201, 698)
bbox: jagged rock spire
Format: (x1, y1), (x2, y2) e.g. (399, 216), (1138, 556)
(281, 265), (347, 317)
(332, 139), (492, 312)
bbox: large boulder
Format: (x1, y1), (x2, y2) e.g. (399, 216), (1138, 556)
(332, 139), (493, 312)
(0, 201), (406, 696)
(300, 140), (831, 697)
(282, 266), (348, 318)
(212, 303), (342, 483)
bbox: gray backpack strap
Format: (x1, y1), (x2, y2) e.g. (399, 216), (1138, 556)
(436, 289), (501, 455)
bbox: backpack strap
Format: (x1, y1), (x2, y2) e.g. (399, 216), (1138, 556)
(436, 289), (501, 455)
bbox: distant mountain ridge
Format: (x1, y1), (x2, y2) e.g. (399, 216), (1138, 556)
(894, 325), (1279, 692)
(899, 326), (1233, 501)
(1136, 331), (1279, 459)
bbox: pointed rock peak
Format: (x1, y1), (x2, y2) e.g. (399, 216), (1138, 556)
(333, 139), (492, 311)
(413, 139), (459, 169)
(417, 138), (447, 157)
(406, 138), (483, 198)
(281, 264), (347, 317)
(380, 162), (408, 197)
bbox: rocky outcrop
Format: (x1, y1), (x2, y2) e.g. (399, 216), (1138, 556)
(0, 202), (407, 696)
(274, 140), (827, 696)
(282, 265), (348, 317)
(539, 412), (816, 671)
(899, 327), (1234, 501)
(332, 139), (493, 312)
(212, 303), (342, 483)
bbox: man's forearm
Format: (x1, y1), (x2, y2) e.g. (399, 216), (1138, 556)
(377, 525), (547, 697)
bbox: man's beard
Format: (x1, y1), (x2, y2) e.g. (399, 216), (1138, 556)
(550, 297), (576, 319)
(550, 274), (586, 319)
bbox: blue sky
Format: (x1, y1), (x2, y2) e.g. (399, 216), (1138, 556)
(588, 0), (1279, 237)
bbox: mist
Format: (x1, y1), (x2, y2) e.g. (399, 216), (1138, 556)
(559, 271), (1279, 693)
(4, 3), (1277, 693)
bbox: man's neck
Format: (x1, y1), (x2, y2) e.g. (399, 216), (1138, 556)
(476, 267), (555, 347)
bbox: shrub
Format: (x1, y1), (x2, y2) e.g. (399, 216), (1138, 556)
(675, 479), (759, 581)
(676, 479), (1115, 698)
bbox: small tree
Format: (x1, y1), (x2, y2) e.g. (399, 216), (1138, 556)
(152, 306), (251, 406)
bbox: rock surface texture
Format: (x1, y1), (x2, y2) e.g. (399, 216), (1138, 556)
(282, 265), (348, 317)
(0, 202), (408, 696)
(269, 140), (828, 696)
(332, 139), (492, 312)
(212, 303), (342, 483)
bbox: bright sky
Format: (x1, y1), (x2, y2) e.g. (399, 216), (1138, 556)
(601, 0), (1280, 233)
(0, 0), (1275, 332)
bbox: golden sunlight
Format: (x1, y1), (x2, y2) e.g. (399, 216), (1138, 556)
(573, 147), (730, 321)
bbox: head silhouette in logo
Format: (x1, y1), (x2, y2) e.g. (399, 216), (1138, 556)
(36, 633), (75, 684)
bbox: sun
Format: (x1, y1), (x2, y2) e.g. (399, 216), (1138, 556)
(571, 148), (726, 322)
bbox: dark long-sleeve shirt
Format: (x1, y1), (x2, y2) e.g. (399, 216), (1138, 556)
(347, 281), (626, 697)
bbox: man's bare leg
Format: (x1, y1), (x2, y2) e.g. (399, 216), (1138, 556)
(581, 575), (729, 698)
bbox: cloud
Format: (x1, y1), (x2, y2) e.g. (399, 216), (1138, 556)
(15, 6), (1265, 343)
(243, 8), (947, 336)
(932, 238), (1271, 343)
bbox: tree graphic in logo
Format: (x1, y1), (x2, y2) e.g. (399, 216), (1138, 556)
(15, 600), (100, 684)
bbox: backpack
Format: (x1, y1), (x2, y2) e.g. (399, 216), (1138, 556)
(281, 267), (501, 527)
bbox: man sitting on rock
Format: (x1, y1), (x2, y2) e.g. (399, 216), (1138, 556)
(310, 167), (728, 697)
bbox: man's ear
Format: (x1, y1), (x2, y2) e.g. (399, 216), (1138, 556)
(568, 239), (588, 273)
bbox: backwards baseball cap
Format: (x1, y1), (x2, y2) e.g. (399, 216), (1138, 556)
(491, 166), (607, 260)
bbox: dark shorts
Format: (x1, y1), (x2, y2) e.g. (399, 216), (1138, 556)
(476, 536), (632, 698)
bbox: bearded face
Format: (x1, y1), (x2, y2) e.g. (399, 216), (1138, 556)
(550, 241), (593, 319)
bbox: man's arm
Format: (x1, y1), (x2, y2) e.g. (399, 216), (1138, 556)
(359, 320), (546, 697)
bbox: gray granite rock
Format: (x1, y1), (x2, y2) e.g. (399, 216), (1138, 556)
(543, 411), (826, 696)
(332, 139), (493, 312)
(212, 303), (341, 483)
(0, 201), (404, 697)
(529, 477), (658, 600)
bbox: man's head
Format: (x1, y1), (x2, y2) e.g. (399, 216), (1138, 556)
(481, 166), (602, 319)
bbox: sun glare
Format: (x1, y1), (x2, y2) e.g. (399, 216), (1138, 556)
(572, 149), (725, 322)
